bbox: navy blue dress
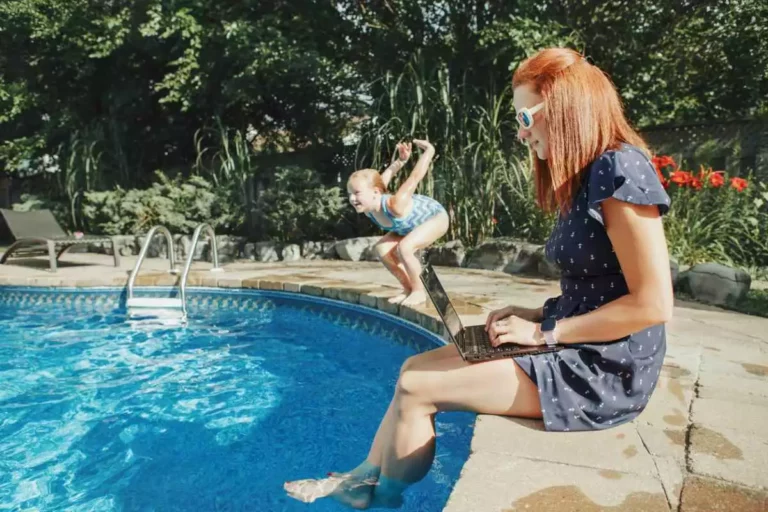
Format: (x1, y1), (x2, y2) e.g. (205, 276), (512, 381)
(515, 144), (671, 432)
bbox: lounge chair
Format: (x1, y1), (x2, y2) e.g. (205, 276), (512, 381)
(0, 208), (120, 272)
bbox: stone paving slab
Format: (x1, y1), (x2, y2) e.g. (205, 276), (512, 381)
(636, 424), (687, 463)
(634, 376), (695, 430)
(654, 455), (685, 510)
(697, 372), (768, 406)
(691, 398), (768, 436)
(471, 416), (658, 476)
(661, 344), (701, 382)
(679, 476), (768, 512)
(699, 348), (768, 381)
(4, 253), (768, 510)
(688, 423), (768, 490)
(443, 452), (670, 512)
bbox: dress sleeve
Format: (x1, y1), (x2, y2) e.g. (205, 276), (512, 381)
(586, 147), (671, 226)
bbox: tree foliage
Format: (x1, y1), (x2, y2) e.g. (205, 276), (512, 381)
(0, 0), (765, 209)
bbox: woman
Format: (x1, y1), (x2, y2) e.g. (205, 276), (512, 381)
(284, 47), (673, 509)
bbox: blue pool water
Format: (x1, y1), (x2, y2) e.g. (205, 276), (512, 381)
(0, 288), (473, 511)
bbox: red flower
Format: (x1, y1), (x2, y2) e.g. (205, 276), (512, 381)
(651, 155), (677, 172)
(690, 177), (703, 190)
(730, 177), (748, 192)
(669, 170), (693, 186)
(708, 171), (725, 188)
(492, 217), (499, 225)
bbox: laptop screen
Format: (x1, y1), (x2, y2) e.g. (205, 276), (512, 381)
(421, 265), (463, 341)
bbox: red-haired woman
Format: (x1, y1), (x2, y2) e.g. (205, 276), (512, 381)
(285, 47), (673, 509)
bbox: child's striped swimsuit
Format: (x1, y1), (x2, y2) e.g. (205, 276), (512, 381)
(366, 194), (446, 236)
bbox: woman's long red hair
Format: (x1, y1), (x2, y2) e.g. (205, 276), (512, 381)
(513, 48), (649, 213)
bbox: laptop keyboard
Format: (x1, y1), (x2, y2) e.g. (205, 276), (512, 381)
(464, 327), (520, 354)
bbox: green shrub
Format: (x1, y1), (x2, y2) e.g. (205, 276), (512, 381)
(254, 166), (346, 242)
(81, 171), (242, 235)
(494, 155), (556, 244)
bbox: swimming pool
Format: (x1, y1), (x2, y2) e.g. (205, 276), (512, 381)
(0, 287), (473, 511)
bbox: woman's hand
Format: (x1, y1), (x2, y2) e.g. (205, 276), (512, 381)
(412, 139), (435, 153)
(485, 305), (542, 329)
(487, 316), (541, 347)
(485, 305), (515, 331)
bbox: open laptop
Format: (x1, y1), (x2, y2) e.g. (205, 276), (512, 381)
(420, 263), (561, 361)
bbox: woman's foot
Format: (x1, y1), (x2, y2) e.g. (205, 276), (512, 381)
(400, 290), (427, 306)
(388, 291), (410, 304)
(284, 475), (375, 509)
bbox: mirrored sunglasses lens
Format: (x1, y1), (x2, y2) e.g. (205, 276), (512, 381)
(520, 112), (532, 128)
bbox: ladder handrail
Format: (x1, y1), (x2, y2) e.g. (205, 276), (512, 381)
(179, 223), (222, 321)
(127, 225), (177, 300)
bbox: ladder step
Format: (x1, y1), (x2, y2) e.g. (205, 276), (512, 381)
(126, 297), (183, 309)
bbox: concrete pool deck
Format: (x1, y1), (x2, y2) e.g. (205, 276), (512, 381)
(1, 253), (767, 511)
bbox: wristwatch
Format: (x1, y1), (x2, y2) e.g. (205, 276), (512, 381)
(540, 318), (558, 347)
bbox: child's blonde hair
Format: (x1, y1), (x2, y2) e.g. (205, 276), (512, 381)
(347, 169), (386, 192)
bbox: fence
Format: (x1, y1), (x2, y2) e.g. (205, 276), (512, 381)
(641, 119), (768, 179)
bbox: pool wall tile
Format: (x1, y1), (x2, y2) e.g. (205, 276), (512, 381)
(0, 285), (445, 352)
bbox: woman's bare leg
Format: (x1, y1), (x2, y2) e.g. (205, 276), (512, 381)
(284, 344), (462, 508)
(397, 211), (449, 306)
(370, 352), (541, 506)
(362, 344), (460, 468)
(285, 344), (542, 509)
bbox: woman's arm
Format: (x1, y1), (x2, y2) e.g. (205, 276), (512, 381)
(548, 199), (673, 343)
(488, 198), (673, 346)
(389, 139), (435, 216)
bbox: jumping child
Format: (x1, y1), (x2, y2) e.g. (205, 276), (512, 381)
(346, 139), (449, 306)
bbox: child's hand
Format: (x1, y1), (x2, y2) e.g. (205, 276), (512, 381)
(412, 139), (435, 153)
(395, 142), (412, 163)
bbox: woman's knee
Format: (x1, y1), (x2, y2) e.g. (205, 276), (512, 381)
(399, 354), (419, 377)
(396, 363), (435, 400)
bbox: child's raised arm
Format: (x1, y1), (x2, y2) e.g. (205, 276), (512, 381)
(389, 139), (435, 215)
(380, 142), (411, 189)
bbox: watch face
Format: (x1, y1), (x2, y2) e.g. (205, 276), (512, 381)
(541, 318), (556, 332)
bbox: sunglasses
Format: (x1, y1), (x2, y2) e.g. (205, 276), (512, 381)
(515, 102), (545, 130)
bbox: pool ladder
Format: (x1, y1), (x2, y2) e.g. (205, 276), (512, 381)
(126, 223), (223, 323)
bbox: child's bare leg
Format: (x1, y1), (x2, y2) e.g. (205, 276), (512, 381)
(398, 211), (449, 306)
(374, 232), (412, 304)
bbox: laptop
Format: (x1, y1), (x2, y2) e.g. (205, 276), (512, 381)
(420, 263), (561, 361)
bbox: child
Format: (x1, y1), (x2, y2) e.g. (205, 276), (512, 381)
(347, 139), (449, 306)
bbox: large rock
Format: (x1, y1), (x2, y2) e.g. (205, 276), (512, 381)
(670, 259), (680, 288)
(136, 234), (172, 259)
(334, 236), (380, 262)
(302, 241), (337, 260)
(281, 244), (301, 262)
(465, 238), (543, 275)
(175, 234), (208, 262)
(677, 262), (751, 306)
(427, 240), (466, 267)
(109, 235), (137, 257)
(206, 235), (245, 263)
(115, 235), (137, 257)
(536, 246), (561, 278)
(244, 242), (280, 262)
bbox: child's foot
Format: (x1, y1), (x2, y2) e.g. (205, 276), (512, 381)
(387, 292), (409, 304)
(284, 475), (374, 509)
(400, 290), (427, 306)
